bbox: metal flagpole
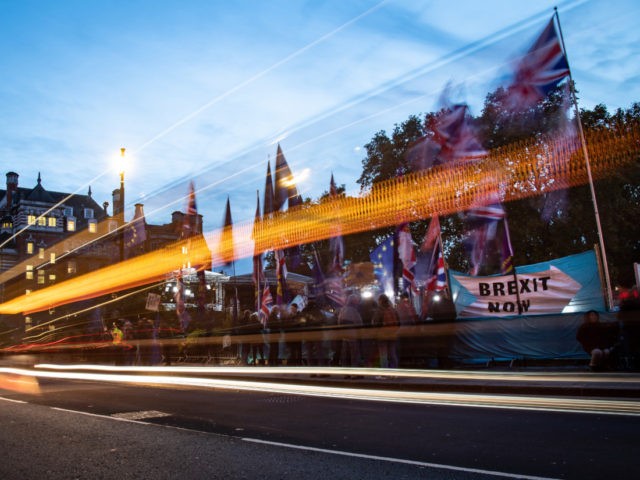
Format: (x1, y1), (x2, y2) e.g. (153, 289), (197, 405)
(554, 7), (614, 310)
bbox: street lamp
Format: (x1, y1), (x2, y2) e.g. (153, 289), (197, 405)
(119, 147), (126, 262)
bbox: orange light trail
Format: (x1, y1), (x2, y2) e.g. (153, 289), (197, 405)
(0, 124), (638, 315)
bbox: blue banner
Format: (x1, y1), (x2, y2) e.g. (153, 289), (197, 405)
(450, 251), (605, 318)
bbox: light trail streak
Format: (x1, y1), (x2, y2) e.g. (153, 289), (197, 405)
(1, 366), (639, 416)
(34, 364), (640, 385)
(0, 121), (637, 316)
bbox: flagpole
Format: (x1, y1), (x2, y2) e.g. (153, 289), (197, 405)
(554, 7), (614, 310)
(502, 216), (523, 315)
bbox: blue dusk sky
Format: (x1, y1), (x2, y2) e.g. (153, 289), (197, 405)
(1, 0), (638, 270)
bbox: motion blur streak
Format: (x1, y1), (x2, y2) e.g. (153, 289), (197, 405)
(0, 372), (41, 395)
(0, 123), (638, 315)
(1, 366), (639, 416)
(35, 364), (640, 385)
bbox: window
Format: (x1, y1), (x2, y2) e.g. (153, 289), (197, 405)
(37, 270), (45, 284)
(38, 247), (45, 259)
(48, 217), (57, 227)
(27, 214), (36, 225)
(63, 207), (73, 217)
(67, 261), (77, 274)
(108, 220), (118, 233)
(25, 289), (31, 295)
(50, 252), (56, 264)
(84, 208), (94, 219)
(26, 265), (33, 280)
(26, 242), (34, 254)
(37, 216), (46, 227)
(67, 218), (76, 232)
(88, 219), (97, 233)
(49, 273), (56, 282)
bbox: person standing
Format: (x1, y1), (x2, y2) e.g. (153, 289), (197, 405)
(373, 294), (399, 369)
(338, 294), (363, 369)
(576, 310), (619, 371)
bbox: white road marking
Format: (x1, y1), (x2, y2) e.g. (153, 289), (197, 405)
(243, 437), (560, 480)
(0, 396), (26, 403)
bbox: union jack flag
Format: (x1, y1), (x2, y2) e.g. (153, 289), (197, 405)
(408, 104), (486, 171)
(420, 215), (441, 253)
(426, 242), (447, 292)
(506, 17), (569, 110)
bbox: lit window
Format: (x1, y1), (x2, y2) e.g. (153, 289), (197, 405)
(50, 252), (56, 264)
(49, 274), (56, 282)
(37, 270), (45, 284)
(88, 219), (97, 233)
(27, 215), (36, 225)
(67, 218), (76, 231)
(38, 216), (46, 227)
(25, 289), (31, 295)
(67, 261), (77, 274)
(26, 265), (33, 280)
(48, 217), (57, 227)
(26, 242), (34, 254)
(38, 247), (45, 259)
(84, 208), (94, 219)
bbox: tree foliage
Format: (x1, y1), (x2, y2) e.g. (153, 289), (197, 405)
(349, 86), (640, 288)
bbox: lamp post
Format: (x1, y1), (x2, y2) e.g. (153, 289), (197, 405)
(119, 147), (126, 262)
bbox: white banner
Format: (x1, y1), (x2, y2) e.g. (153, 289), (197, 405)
(145, 293), (161, 312)
(452, 266), (582, 317)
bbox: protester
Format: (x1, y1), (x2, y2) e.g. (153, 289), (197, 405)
(285, 303), (303, 365)
(267, 305), (282, 366)
(337, 294), (363, 371)
(372, 294), (399, 369)
(576, 310), (619, 371)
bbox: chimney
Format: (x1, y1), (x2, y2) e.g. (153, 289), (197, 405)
(112, 188), (122, 218)
(133, 203), (145, 220)
(103, 201), (110, 216)
(6, 171), (18, 207)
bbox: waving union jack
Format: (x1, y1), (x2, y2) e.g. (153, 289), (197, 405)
(506, 17), (570, 110)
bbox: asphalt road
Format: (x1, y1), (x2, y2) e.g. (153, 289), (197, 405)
(1, 371), (639, 479)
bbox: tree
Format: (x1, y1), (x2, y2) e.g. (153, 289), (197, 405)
(353, 87), (640, 289)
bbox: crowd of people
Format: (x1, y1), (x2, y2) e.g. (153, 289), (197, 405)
(232, 291), (454, 369)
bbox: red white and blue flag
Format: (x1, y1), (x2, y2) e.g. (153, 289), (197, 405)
(260, 281), (273, 326)
(506, 17), (570, 110)
(408, 104), (486, 170)
(427, 242), (447, 292)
